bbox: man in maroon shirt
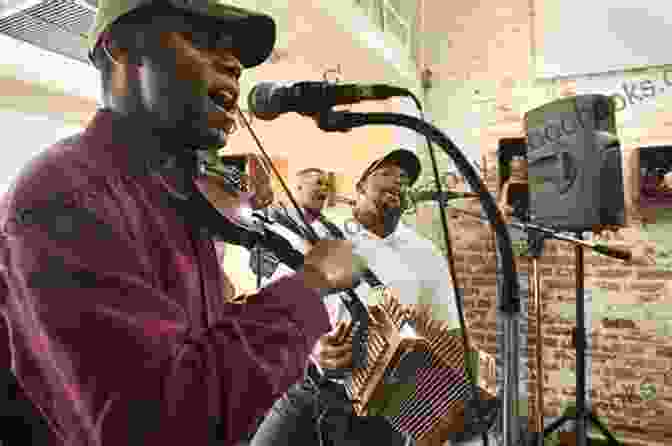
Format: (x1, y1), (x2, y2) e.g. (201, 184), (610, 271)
(0, 1), (365, 445)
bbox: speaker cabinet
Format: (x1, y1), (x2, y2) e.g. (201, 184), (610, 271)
(524, 95), (625, 232)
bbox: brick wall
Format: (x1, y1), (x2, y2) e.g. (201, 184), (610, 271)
(417, 1), (672, 444)
(414, 202), (672, 445)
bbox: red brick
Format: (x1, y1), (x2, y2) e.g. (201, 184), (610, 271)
(462, 300), (476, 310)
(471, 332), (485, 345)
(465, 254), (488, 264)
(539, 255), (574, 265)
(639, 293), (663, 303)
(453, 253), (467, 263)
(454, 264), (471, 275)
(546, 326), (572, 336)
(585, 254), (616, 266)
(622, 333), (654, 343)
(473, 263), (498, 274)
(464, 241), (493, 251)
(584, 255), (606, 266)
(595, 268), (633, 278)
(601, 318), (637, 330)
(462, 287), (480, 297)
(614, 367), (640, 379)
(656, 346), (672, 358)
(543, 338), (558, 348)
(636, 270), (672, 280)
(469, 321), (488, 331)
(592, 352), (616, 363)
(624, 343), (647, 355)
(556, 267), (573, 277)
(592, 280), (622, 292)
(628, 281), (666, 293)
(543, 279), (576, 290)
(471, 278), (497, 287)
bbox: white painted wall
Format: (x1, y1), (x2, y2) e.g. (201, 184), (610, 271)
(0, 33), (100, 102)
(535, 0), (672, 78)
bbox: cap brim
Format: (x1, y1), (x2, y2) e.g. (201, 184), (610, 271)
(89, 0), (276, 69)
(359, 149), (421, 188)
(182, 1), (276, 68)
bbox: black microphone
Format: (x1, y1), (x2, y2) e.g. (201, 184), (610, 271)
(247, 81), (410, 121)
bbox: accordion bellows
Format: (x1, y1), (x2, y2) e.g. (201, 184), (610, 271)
(343, 288), (497, 444)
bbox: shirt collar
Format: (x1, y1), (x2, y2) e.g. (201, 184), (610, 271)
(81, 109), (197, 178)
(352, 211), (405, 243)
(281, 204), (321, 226)
(303, 208), (321, 225)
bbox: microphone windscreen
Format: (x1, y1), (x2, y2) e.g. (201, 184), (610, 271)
(247, 82), (280, 121)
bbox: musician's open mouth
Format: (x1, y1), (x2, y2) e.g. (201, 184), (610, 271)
(208, 93), (237, 134)
(382, 189), (401, 201)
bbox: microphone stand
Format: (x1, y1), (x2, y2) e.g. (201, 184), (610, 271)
(527, 229), (549, 446)
(445, 206), (625, 446)
(542, 232), (621, 446)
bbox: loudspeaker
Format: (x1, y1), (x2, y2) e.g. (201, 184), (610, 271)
(524, 95), (625, 232)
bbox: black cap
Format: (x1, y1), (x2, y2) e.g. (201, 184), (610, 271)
(89, 0), (276, 69)
(357, 149), (421, 190)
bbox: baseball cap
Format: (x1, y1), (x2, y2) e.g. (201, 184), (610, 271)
(88, 0), (276, 69)
(357, 149), (421, 190)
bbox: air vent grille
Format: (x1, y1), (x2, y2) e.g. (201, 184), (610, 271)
(0, 0), (95, 64)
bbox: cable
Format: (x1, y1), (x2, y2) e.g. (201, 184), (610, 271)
(101, 36), (121, 66)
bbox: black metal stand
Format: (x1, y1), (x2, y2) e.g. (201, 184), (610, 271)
(526, 229), (548, 446)
(542, 233), (620, 446)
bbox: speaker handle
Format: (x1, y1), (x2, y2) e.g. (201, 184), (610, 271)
(529, 150), (576, 194)
(595, 131), (620, 151)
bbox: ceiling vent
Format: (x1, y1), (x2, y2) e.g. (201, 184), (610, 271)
(0, 0), (96, 65)
(0, 0), (289, 67)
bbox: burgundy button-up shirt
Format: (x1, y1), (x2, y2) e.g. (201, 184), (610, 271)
(0, 110), (330, 445)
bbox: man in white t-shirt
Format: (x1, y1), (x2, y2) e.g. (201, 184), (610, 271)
(250, 150), (498, 446)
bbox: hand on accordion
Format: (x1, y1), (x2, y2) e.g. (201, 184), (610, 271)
(315, 320), (353, 370)
(315, 306), (388, 371)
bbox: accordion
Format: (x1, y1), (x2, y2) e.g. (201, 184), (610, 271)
(342, 287), (497, 445)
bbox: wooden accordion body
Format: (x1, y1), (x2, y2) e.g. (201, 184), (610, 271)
(343, 287), (497, 444)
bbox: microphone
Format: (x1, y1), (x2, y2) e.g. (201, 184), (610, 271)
(247, 81), (410, 121)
